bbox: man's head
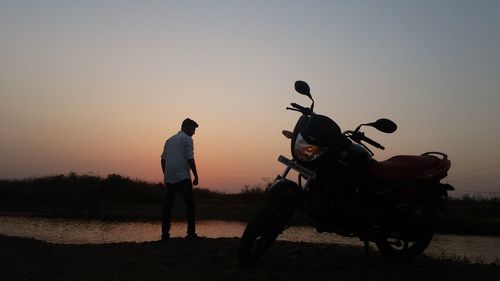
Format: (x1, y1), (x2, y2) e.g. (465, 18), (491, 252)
(181, 118), (198, 137)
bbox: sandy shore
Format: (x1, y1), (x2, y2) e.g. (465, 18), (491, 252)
(1, 234), (500, 281)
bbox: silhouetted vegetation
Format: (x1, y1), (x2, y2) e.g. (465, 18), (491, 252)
(1, 173), (500, 235)
(436, 196), (500, 235)
(0, 173), (265, 221)
(0, 172), (162, 208)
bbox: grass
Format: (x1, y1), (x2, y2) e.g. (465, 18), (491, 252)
(436, 196), (500, 235)
(1, 173), (500, 235)
(0, 172), (265, 221)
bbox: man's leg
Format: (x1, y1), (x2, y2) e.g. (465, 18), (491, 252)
(161, 182), (178, 240)
(179, 179), (196, 236)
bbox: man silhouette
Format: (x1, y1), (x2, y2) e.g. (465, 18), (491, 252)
(161, 118), (199, 240)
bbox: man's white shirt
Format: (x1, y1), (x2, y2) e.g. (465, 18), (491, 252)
(161, 131), (194, 184)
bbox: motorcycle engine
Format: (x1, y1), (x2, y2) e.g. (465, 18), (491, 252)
(308, 143), (374, 233)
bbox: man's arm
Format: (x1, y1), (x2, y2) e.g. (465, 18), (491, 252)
(161, 159), (165, 175)
(188, 159), (199, 186)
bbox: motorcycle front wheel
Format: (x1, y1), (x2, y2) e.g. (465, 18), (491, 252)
(375, 221), (434, 261)
(238, 195), (297, 265)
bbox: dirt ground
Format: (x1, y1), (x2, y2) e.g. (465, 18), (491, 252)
(1, 234), (500, 281)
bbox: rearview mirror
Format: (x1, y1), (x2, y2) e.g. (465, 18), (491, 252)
(294, 80), (312, 99)
(370, 118), (397, 133)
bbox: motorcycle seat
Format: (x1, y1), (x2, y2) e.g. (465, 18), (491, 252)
(369, 153), (451, 184)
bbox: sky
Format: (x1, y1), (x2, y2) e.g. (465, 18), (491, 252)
(1, 0), (499, 196)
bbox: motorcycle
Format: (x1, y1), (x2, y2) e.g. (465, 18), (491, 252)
(239, 80), (454, 265)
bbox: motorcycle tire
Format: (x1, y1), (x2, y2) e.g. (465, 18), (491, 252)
(238, 195), (297, 265)
(375, 222), (434, 262)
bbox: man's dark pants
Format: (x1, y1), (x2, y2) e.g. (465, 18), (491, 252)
(162, 178), (196, 238)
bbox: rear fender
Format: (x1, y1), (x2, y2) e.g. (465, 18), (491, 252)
(401, 182), (455, 212)
(430, 183), (455, 212)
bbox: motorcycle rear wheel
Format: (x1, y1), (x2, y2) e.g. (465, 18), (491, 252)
(238, 195), (297, 265)
(375, 222), (433, 261)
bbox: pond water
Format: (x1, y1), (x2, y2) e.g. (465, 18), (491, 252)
(1, 216), (499, 264)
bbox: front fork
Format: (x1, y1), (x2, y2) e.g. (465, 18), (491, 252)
(261, 156), (317, 219)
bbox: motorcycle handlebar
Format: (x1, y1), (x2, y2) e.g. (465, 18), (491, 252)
(361, 135), (385, 150)
(288, 103), (313, 115)
(349, 131), (385, 150)
(290, 103), (306, 111)
(286, 107), (302, 113)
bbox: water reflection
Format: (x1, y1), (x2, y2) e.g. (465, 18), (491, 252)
(1, 216), (499, 264)
(0, 216), (246, 244)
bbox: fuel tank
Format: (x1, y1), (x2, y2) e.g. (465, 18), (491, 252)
(339, 143), (373, 168)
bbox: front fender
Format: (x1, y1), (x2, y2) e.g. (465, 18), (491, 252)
(268, 178), (302, 200)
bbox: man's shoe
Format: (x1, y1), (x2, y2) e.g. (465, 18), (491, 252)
(161, 233), (170, 241)
(185, 233), (199, 240)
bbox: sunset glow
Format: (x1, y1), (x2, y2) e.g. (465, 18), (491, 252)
(1, 1), (499, 194)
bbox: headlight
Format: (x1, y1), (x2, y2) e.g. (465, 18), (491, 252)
(293, 133), (328, 162)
